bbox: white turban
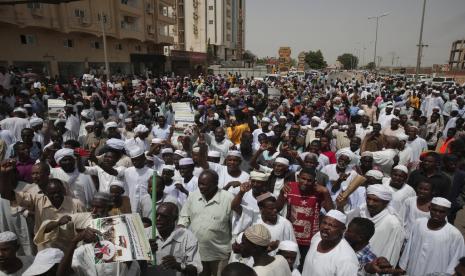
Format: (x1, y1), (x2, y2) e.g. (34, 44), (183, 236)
(326, 209), (347, 224)
(161, 148), (174, 154)
(336, 148), (356, 161)
(261, 117), (271, 123)
(227, 150), (242, 158)
(161, 164), (175, 171)
(29, 117), (43, 127)
(151, 138), (164, 144)
(179, 158), (194, 166)
(250, 171), (270, 182)
(277, 240), (299, 253)
(361, 151), (373, 158)
(104, 121), (118, 130)
(109, 179), (124, 189)
(85, 122), (94, 127)
(275, 157), (289, 166)
(208, 151), (221, 158)
(133, 124), (149, 134)
(365, 170), (384, 180)
(367, 184), (392, 201)
(80, 109), (94, 120)
(393, 165), (408, 174)
(0, 231), (17, 243)
(54, 148), (75, 164)
(127, 146), (145, 158)
(311, 116), (322, 123)
(432, 197), (451, 208)
(174, 150), (187, 158)
(106, 138), (125, 150)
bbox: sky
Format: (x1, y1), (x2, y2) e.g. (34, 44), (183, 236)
(245, 0), (465, 67)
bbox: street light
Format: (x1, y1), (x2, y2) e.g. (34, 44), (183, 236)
(368, 12), (390, 69)
(415, 0), (427, 82)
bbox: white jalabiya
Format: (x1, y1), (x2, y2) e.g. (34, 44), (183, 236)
(400, 196), (430, 236)
(399, 217), (465, 275)
(72, 243), (140, 276)
(254, 255), (292, 276)
(382, 179), (416, 214)
(123, 166), (154, 215)
(371, 148), (398, 176)
(398, 146), (413, 167)
(50, 168), (97, 209)
(84, 166), (126, 193)
(406, 137), (428, 162)
(302, 232), (359, 276)
(208, 162), (250, 189)
(348, 205), (405, 266)
(257, 216), (297, 256)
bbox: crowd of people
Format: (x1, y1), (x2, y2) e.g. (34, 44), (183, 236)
(0, 68), (465, 275)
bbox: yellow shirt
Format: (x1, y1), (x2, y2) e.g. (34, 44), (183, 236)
(227, 123), (250, 145)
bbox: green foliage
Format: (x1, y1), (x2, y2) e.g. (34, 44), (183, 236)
(304, 50), (327, 69)
(337, 53), (359, 69)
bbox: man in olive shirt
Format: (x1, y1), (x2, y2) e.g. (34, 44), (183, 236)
(178, 169), (234, 276)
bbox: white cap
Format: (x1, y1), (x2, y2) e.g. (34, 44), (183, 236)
(106, 138), (125, 150)
(326, 209), (347, 224)
(367, 184), (392, 201)
(365, 170), (384, 180)
(393, 165), (408, 174)
(104, 121), (118, 130)
(109, 179), (125, 189)
(357, 110), (366, 116)
(250, 171), (269, 182)
(311, 116), (321, 123)
(208, 151), (221, 158)
(431, 197), (451, 208)
(29, 117), (44, 127)
(192, 147), (200, 153)
(134, 124), (149, 134)
(227, 150), (242, 158)
(85, 122), (94, 127)
(261, 117), (271, 123)
(161, 164), (175, 171)
(128, 146), (145, 158)
(336, 148), (356, 161)
(151, 138), (164, 144)
(361, 151), (373, 158)
(277, 240), (298, 253)
(0, 231), (17, 243)
(179, 158), (194, 166)
(22, 248), (64, 276)
(275, 157), (289, 166)
(161, 148), (174, 154)
(13, 107), (27, 114)
(54, 148), (75, 163)
(279, 115), (287, 120)
(174, 150), (187, 158)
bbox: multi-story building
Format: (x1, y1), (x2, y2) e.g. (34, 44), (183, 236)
(0, 0), (175, 77)
(449, 39), (465, 71)
(170, 0), (245, 73)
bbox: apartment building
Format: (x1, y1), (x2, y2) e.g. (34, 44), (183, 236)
(0, 0), (175, 77)
(449, 39), (465, 71)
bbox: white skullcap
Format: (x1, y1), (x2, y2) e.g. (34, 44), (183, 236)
(256, 192), (274, 204)
(179, 158), (194, 166)
(29, 117), (44, 127)
(250, 171), (269, 182)
(13, 107), (27, 114)
(397, 133), (409, 141)
(134, 124), (149, 134)
(311, 116), (322, 123)
(174, 150), (187, 158)
(128, 146), (145, 158)
(393, 165), (408, 174)
(277, 240), (299, 253)
(431, 197), (451, 208)
(85, 121), (94, 127)
(357, 110), (366, 116)
(261, 117), (271, 123)
(161, 148), (174, 154)
(23, 104), (32, 108)
(279, 115), (287, 120)
(124, 118), (133, 123)
(208, 151), (221, 158)
(104, 121), (118, 130)
(151, 138), (164, 144)
(365, 170), (384, 180)
(244, 224), (271, 247)
(149, 99), (156, 103)
(275, 157), (289, 166)
(326, 209), (347, 224)
(54, 148), (75, 163)
(367, 184), (392, 201)
(161, 164), (175, 171)
(336, 148), (356, 161)
(80, 109), (93, 119)
(0, 231), (17, 243)
(227, 150), (242, 158)
(109, 179), (124, 189)
(106, 138), (125, 150)
(361, 151), (373, 158)
(53, 118), (66, 126)
(22, 248), (64, 276)
(192, 147), (200, 153)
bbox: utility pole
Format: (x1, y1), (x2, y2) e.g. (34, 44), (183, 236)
(368, 13), (390, 70)
(99, 13), (110, 80)
(415, 0), (427, 82)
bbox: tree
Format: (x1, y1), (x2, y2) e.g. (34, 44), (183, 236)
(304, 50), (327, 69)
(337, 53), (359, 70)
(366, 62), (376, 70)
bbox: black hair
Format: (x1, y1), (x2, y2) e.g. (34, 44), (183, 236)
(257, 196), (276, 208)
(350, 217), (375, 242)
(222, 263), (257, 276)
(64, 140), (80, 149)
(199, 169), (219, 185)
(300, 167), (316, 177)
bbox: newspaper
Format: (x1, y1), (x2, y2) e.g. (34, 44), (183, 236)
(90, 214), (153, 264)
(47, 99), (66, 120)
(172, 102), (195, 133)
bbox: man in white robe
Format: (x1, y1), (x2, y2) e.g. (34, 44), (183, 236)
(382, 165), (416, 213)
(346, 184), (405, 266)
(366, 136), (399, 176)
(0, 108), (30, 141)
(399, 197), (465, 275)
(406, 126), (427, 163)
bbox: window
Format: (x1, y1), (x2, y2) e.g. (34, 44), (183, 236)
(90, 41), (100, 49)
(74, 9), (85, 18)
(135, 45), (142, 52)
(208, 20), (213, 24)
(208, 5), (213, 10)
(115, 43), (123, 50)
(20, 35), (36, 45)
(63, 39), (74, 48)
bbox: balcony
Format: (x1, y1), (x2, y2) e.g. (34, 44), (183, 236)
(158, 5), (175, 25)
(119, 0), (142, 16)
(157, 33), (174, 45)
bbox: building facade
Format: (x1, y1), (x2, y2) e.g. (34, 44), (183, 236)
(449, 39), (465, 71)
(0, 0), (175, 77)
(171, 0), (245, 64)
